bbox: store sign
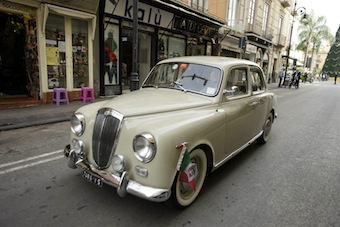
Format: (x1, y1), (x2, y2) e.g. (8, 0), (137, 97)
(172, 16), (217, 37)
(105, 0), (174, 28)
(0, 1), (35, 17)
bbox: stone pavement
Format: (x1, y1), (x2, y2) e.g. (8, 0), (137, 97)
(0, 83), (280, 131)
(0, 97), (111, 131)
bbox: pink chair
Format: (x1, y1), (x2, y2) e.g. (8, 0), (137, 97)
(52, 88), (69, 106)
(81, 87), (95, 103)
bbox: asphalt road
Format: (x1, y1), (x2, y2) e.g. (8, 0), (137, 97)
(0, 81), (339, 227)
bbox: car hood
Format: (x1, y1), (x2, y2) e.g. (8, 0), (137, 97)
(100, 88), (215, 117)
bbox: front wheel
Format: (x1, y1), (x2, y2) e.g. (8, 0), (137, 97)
(257, 115), (273, 144)
(168, 148), (208, 208)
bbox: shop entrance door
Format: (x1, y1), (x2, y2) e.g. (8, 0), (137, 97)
(45, 14), (90, 91)
(121, 29), (152, 90)
(0, 13), (27, 96)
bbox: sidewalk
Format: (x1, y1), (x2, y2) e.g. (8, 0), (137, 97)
(0, 97), (111, 131)
(0, 83), (280, 131)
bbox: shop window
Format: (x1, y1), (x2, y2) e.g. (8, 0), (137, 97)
(104, 24), (119, 85)
(186, 38), (205, 56)
(45, 14), (66, 89)
(72, 18), (89, 88)
(158, 33), (185, 61)
(169, 37), (185, 58)
(138, 33), (152, 84)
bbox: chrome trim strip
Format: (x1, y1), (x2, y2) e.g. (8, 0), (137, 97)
(92, 108), (124, 169)
(213, 131), (263, 170)
(91, 163), (171, 202)
(65, 145), (171, 202)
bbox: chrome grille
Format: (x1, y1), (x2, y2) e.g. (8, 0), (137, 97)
(92, 108), (123, 169)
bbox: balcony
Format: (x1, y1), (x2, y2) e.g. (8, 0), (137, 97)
(227, 20), (245, 34)
(245, 21), (274, 46)
(280, 0), (291, 8)
(263, 28), (274, 41)
(277, 34), (287, 48)
(245, 21), (262, 36)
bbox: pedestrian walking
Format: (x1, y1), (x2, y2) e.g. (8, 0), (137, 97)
(334, 72), (338, 84)
(278, 68), (284, 87)
(290, 68), (301, 88)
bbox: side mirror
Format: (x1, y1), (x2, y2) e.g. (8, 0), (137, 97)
(223, 86), (239, 96)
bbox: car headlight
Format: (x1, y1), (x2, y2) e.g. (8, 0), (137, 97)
(71, 139), (85, 154)
(133, 133), (156, 163)
(71, 113), (85, 136)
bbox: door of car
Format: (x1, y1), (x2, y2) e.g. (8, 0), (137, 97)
(221, 66), (256, 155)
(248, 66), (270, 138)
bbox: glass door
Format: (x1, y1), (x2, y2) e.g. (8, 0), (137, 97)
(121, 29), (152, 89)
(72, 18), (89, 88)
(45, 14), (66, 89)
(45, 14), (90, 90)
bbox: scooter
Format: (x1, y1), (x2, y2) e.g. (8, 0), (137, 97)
(289, 77), (299, 89)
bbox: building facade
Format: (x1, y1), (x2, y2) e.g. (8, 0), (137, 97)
(99, 0), (295, 95)
(0, 0), (294, 106)
(100, 0), (227, 95)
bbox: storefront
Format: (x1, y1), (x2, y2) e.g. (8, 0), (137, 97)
(219, 35), (242, 58)
(0, 0), (99, 105)
(0, 1), (39, 99)
(40, 1), (99, 103)
(101, 0), (225, 96)
(244, 34), (273, 81)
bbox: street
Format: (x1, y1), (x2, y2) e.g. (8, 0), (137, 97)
(0, 81), (339, 227)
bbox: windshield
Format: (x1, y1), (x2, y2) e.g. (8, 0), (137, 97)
(142, 62), (222, 96)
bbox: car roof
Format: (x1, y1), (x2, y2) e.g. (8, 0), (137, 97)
(157, 56), (260, 69)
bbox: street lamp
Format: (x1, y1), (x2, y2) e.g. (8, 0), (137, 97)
(284, 1), (307, 83)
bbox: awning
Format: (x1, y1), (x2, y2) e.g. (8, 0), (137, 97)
(220, 35), (240, 52)
(39, 0), (99, 14)
(42, 4), (97, 40)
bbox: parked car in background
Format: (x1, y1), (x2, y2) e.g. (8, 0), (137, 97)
(64, 56), (277, 208)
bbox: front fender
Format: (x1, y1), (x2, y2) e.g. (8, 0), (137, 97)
(115, 105), (225, 189)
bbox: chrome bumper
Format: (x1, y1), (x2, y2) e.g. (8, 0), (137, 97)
(64, 145), (171, 202)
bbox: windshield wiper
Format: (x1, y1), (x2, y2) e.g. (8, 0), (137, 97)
(172, 81), (187, 92)
(183, 74), (208, 85)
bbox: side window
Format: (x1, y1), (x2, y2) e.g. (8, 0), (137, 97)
(250, 67), (265, 92)
(226, 68), (248, 97)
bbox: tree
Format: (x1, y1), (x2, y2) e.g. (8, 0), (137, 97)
(322, 26), (340, 76)
(295, 10), (333, 72)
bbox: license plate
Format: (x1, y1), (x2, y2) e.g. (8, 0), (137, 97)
(82, 171), (103, 187)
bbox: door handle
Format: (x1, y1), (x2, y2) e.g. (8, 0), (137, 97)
(249, 101), (258, 107)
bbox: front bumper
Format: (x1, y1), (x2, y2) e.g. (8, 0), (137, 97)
(64, 145), (171, 202)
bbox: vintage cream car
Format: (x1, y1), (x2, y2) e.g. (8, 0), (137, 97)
(64, 56), (277, 208)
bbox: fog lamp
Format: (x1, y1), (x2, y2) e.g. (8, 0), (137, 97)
(112, 155), (125, 172)
(71, 139), (85, 154)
